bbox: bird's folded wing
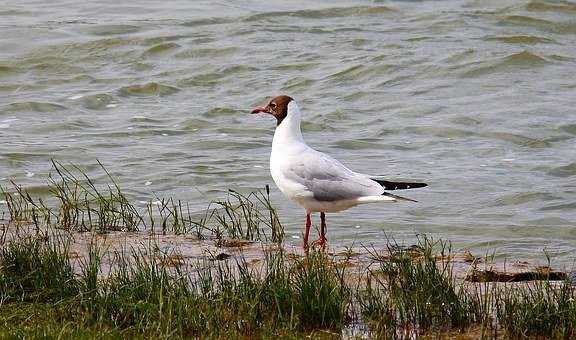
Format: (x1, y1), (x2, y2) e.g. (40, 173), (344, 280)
(285, 150), (384, 202)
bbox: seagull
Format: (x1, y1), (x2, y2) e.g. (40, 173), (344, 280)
(251, 95), (427, 249)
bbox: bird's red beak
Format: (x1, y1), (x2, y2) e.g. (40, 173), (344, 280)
(251, 106), (268, 114)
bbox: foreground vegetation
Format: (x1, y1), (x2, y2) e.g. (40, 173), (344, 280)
(0, 236), (350, 338)
(1, 162), (575, 338)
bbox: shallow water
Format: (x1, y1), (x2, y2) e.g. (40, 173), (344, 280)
(1, 0), (575, 265)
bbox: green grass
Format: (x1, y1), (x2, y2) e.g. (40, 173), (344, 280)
(203, 186), (284, 243)
(0, 237), (78, 303)
(2, 161), (575, 338)
(1, 161), (283, 242)
(496, 280), (576, 338)
(0, 230), (574, 338)
(358, 237), (488, 338)
(0, 236), (349, 338)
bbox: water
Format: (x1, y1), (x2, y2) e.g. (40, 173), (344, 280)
(1, 0), (575, 265)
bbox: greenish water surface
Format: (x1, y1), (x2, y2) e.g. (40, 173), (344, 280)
(1, 0), (575, 265)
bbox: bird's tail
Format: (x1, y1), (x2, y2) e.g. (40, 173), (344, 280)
(382, 192), (418, 203)
(372, 179), (427, 191)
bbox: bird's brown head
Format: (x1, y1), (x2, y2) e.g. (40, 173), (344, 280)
(251, 95), (294, 126)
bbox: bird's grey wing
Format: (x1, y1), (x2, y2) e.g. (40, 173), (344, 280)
(286, 150), (384, 201)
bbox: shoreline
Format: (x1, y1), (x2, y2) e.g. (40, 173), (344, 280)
(2, 221), (575, 338)
(1, 163), (575, 338)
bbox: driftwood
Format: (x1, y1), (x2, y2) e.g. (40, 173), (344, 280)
(466, 266), (567, 282)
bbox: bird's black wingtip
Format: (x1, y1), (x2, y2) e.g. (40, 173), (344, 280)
(373, 179), (428, 191)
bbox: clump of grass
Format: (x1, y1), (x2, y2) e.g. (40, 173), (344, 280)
(207, 186), (284, 243)
(49, 160), (143, 232)
(0, 232), (347, 337)
(0, 237), (78, 302)
(1, 183), (32, 223)
(1, 161), (284, 242)
(73, 249), (347, 337)
(151, 196), (196, 235)
(359, 237), (486, 337)
(496, 279), (576, 338)
(76, 251), (190, 334)
(291, 250), (350, 330)
(1, 160), (143, 233)
(141, 185), (285, 243)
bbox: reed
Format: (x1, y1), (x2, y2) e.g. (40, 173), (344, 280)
(0, 161), (284, 242)
(358, 237), (489, 338)
(496, 278), (576, 338)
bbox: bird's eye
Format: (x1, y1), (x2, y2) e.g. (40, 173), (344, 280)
(270, 102), (277, 109)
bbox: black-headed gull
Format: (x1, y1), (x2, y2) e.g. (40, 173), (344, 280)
(251, 95), (427, 249)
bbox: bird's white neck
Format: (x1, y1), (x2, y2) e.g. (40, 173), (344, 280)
(272, 101), (304, 147)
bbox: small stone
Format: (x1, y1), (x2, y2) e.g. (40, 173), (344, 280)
(214, 253), (231, 261)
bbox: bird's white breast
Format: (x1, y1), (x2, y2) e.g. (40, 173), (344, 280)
(270, 140), (310, 202)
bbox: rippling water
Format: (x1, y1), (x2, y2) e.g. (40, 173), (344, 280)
(1, 0), (575, 264)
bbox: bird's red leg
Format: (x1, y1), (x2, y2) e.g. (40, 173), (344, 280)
(318, 212), (327, 249)
(303, 213), (311, 250)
